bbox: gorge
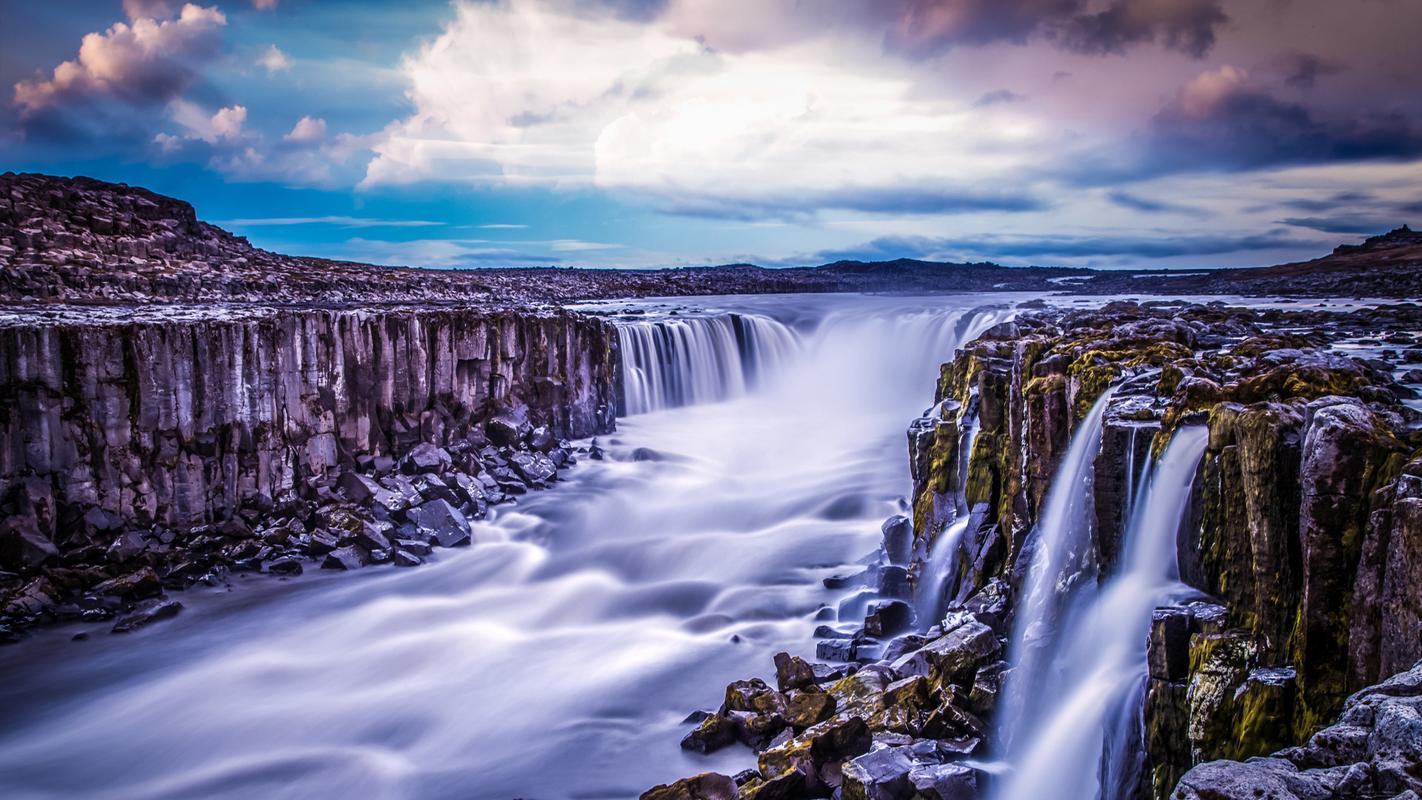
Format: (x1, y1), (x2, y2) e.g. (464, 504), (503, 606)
(1, 176), (1421, 800)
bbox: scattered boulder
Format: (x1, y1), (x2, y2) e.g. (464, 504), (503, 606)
(111, 598), (182, 633)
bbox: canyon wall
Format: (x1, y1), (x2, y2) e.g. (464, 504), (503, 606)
(908, 302), (1422, 799)
(0, 306), (617, 583)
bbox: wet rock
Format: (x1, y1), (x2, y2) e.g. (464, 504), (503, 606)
(402, 443), (452, 474)
(395, 538), (433, 557)
(783, 689), (836, 729)
(487, 408), (531, 448)
(90, 567), (161, 600)
(392, 550), (422, 568)
(906, 762), (978, 800)
(681, 714), (738, 754)
(888, 620), (998, 687)
(841, 745), (919, 800)
(321, 546), (368, 571)
(864, 600), (913, 637)
(406, 499), (473, 548)
(510, 452), (557, 485)
(758, 716), (872, 795)
(0, 518), (57, 571)
(640, 772), (738, 800)
(881, 515), (913, 566)
(104, 531), (148, 564)
(110, 598), (182, 633)
(265, 556), (303, 575)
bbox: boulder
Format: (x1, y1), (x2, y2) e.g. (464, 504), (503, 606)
(406, 499), (473, 548)
(321, 546), (368, 571)
(402, 443), (452, 474)
(640, 772), (738, 800)
(110, 598), (182, 633)
(680, 714), (737, 754)
(0, 517), (57, 571)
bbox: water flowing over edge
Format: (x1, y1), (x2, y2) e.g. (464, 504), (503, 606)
(615, 313), (799, 415)
(994, 425), (1209, 800)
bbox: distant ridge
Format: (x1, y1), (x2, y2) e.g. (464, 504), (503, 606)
(1, 172), (1418, 304)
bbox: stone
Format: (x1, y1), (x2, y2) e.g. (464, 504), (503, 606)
(402, 443), (452, 474)
(487, 408), (531, 448)
(321, 546), (368, 571)
(0, 517), (58, 571)
(510, 451), (558, 485)
(90, 567), (161, 600)
(906, 763), (977, 800)
(640, 772), (738, 800)
(841, 746), (918, 800)
(110, 598), (182, 633)
(393, 550), (422, 568)
(783, 689), (836, 729)
(681, 714), (737, 754)
(265, 556), (303, 575)
(864, 600), (913, 637)
(406, 499), (473, 548)
(888, 620), (998, 687)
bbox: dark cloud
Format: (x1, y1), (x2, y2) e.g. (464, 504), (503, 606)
(974, 89), (1023, 107)
(1280, 215), (1404, 235)
(1106, 190), (1205, 215)
(807, 229), (1305, 264)
(1138, 68), (1422, 175)
(1278, 191), (1375, 213)
(654, 186), (1047, 221)
(1055, 0), (1227, 58)
(879, 0), (1227, 59)
(1277, 52), (1344, 89)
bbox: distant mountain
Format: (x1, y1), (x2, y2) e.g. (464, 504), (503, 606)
(1, 172), (1417, 305)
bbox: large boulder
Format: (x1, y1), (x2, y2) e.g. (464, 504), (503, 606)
(406, 499), (473, 548)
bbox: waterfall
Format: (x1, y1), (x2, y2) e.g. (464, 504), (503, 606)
(994, 387), (1117, 750)
(914, 412), (980, 629)
(615, 313), (798, 414)
(994, 425), (1209, 800)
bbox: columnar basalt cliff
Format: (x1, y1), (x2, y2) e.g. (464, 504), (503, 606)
(647, 301), (1422, 800)
(0, 305), (618, 640)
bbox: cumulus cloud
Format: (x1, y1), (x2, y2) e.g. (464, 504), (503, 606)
(364, 0), (1068, 218)
(1054, 0), (1227, 58)
(169, 100), (246, 143)
(13, 4), (226, 115)
(259, 44), (291, 73)
(285, 115), (327, 142)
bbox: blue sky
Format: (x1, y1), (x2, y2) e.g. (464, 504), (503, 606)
(3, 0), (1420, 270)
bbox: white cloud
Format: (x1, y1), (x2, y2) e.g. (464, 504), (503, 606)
(253, 0), (279, 10)
(169, 100), (246, 143)
(259, 44), (291, 73)
(285, 115), (327, 142)
(362, 0), (1069, 216)
(13, 4), (226, 114)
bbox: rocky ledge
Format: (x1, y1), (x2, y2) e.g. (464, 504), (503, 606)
(0, 306), (617, 640)
(647, 300), (1422, 800)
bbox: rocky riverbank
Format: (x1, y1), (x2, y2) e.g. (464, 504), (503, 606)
(0, 305), (617, 641)
(645, 300), (1422, 800)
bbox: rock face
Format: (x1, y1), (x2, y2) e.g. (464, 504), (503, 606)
(0, 305), (617, 636)
(1174, 660), (1422, 799)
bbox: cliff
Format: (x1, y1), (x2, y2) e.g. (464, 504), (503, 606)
(0, 305), (617, 638)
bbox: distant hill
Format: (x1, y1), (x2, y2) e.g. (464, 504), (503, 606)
(1, 172), (1418, 305)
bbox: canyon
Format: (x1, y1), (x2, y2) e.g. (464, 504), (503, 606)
(1, 174), (1420, 800)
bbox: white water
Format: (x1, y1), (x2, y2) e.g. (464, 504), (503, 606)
(913, 413), (979, 629)
(616, 313), (798, 414)
(994, 387), (1117, 750)
(994, 425), (1209, 800)
(0, 293), (1018, 800)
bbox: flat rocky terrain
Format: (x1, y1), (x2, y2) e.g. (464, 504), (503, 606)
(3, 172), (1420, 308)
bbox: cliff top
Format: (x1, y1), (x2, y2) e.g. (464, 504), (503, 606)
(2, 172), (1420, 305)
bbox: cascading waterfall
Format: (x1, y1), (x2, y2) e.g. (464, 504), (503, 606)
(994, 425), (1209, 800)
(914, 412), (979, 629)
(994, 386), (1118, 750)
(616, 313), (798, 414)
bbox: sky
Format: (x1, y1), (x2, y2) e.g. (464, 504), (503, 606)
(1, 0), (1419, 271)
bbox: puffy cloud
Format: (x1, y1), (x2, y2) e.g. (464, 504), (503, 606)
(13, 4), (226, 115)
(259, 44), (291, 73)
(169, 101), (246, 143)
(364, 0), (1067, 218)
(285, 116), (327, 142)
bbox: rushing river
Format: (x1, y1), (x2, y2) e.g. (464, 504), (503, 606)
(0, 293), (1018, 800)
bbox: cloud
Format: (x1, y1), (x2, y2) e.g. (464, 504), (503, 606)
(259, 44), (291, 73)
(1276, 52), (1343, 89)
(339, 237), (563, 268)
(13, 4), (226, 115)
(253, 0), (279, 9)
(974, 89), (1022, 107)
(478, 223), (529, 229)
(1137, 65), (1422, 175)
(365, 0), (1065, 218)
(1053, 0), (1227, 58)
(285, 115), (327, 142)
(1106, 189), (1204, 215)
(217, 216), (445, 228)
(169, 100), (246, 142)
(806, 229), (1309, 265)
(1279, 215), (1403, 235)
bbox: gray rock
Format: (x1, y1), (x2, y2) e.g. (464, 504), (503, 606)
(321, 546), (368, 571)
(111, 598), (182, 633)
(406, 499), (473, 548)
